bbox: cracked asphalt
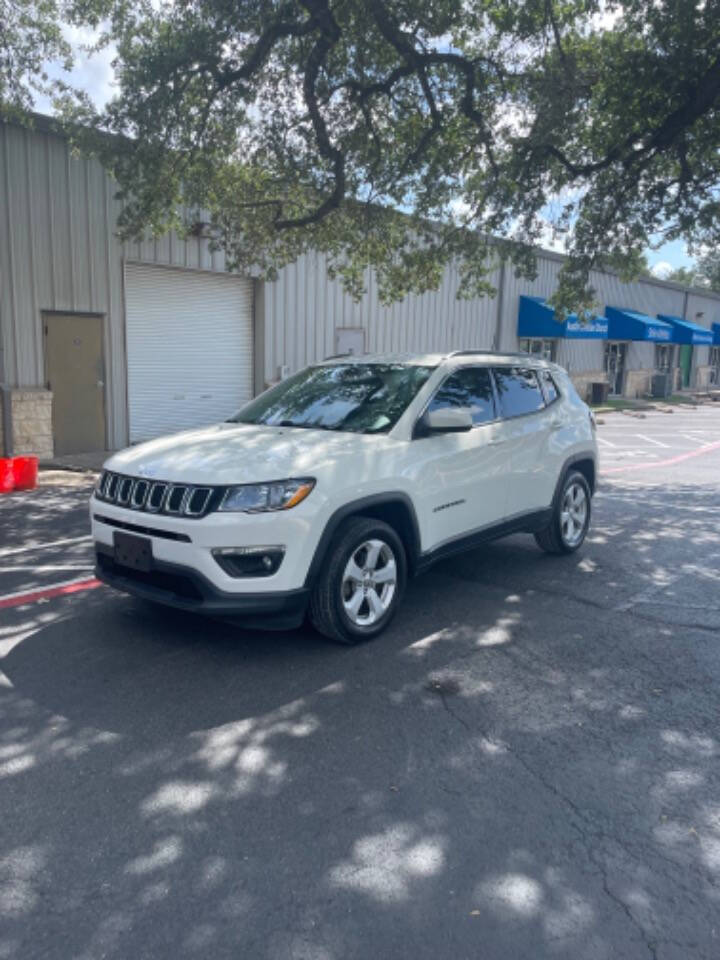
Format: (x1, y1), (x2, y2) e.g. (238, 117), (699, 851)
(1, 408), (719, 959)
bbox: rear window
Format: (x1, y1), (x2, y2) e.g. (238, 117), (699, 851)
(493, 367), (545, 418)
(539, 369), (559, 405)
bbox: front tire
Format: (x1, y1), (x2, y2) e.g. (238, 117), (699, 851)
(309, 516), (407, 644)
(534, 470), (592, 555)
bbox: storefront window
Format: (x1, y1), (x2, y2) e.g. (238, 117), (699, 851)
(654, 344), (675, 371)
(710, 347), (720, 385)
(518, 338), (557, 362)
(604, 342), (627, 396)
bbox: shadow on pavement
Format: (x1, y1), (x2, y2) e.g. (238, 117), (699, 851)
(0, 480), (719, 958)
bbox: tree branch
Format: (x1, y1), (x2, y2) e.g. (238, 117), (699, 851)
(274, 0), (346, 228)
(215, 9), (318, 88)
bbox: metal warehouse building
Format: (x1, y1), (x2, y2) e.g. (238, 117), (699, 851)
(2, 114), (720, 459)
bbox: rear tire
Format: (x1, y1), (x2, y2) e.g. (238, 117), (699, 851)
(534, 470), (591, 555)
(309, 516), (407, 644)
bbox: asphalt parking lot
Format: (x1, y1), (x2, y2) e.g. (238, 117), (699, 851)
(1, 407), (719, 960)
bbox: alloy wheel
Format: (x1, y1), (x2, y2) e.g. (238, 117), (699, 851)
(341, 539), (397, 626)
(560, 481), (588, 547)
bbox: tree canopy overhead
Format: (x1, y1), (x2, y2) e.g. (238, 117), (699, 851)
(0, 0), (73, 111)
(11, 0), (720, 310)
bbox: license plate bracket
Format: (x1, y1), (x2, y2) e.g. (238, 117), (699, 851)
(113, 531), (153, 572)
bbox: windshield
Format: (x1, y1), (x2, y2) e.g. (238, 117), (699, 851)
(230, 363), (435, 434)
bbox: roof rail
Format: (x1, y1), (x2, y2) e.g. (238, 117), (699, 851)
(445, 349), (532, 359)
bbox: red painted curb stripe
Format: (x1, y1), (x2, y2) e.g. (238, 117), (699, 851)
(0, 577), (102, 610)
(602, 439), (720, 475)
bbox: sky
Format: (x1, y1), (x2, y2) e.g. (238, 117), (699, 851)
(40, 34), (696, 279)
(646, 239), (694, 278)
(35, 26), (116, 115)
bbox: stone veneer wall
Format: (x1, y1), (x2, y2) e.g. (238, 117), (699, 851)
(694, 366), (712, 390)
(569, 371), (608, 403)
(1, 389), (54, 459)
(624, 369), (653, 398)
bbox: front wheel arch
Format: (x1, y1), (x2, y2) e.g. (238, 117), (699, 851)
(309, 515), (408, 644)
(304, 493), (421, 587)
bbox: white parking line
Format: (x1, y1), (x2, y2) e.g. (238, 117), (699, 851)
(635, 434), (669, 448)
(682, 434), (711, 445)
(598, 492), (720, 513)
(602, 479), (662, 488)
(0, 535), (92, 558)
(0, 564), (94, 574)
(597, 437), (616, 448)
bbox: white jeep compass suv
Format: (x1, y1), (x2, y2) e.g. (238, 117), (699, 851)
(92, 352), (598, 644)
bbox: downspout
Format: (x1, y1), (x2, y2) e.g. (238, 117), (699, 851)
(0, 384), (12, 457)
(681, 287), (690, 390)
(492, 260), (506, 351)
(0, 265), (9, 456)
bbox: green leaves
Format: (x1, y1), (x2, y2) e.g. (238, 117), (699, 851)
(17, 0), (719, 313)
(0, 0), (72, 111)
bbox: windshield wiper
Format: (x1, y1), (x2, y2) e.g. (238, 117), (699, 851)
(274, 420), (334, 430)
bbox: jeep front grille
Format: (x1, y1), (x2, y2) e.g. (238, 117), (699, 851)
(96, 471), (222, 519)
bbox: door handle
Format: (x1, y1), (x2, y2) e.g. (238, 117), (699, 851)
(488, 438), (505, 446)
(549, 417), (563, 430)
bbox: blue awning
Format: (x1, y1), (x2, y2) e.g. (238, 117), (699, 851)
(713, 323), (720, 346)
(605, 306), (673, 342)
(518, 296), (608, 339)
(657, 314), (714, 346)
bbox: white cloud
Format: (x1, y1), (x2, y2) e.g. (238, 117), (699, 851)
(35, 24), (116, 113)
(650, 261), (673, 279)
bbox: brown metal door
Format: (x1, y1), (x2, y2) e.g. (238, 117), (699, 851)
(44, 314), (106, 455)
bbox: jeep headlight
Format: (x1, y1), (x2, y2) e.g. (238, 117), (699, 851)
(218, 478), (315, 513)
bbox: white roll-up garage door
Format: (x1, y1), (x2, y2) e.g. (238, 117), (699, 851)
(125, 264), (254, 442)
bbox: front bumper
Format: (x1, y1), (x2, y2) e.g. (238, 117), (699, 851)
(95, 544), (309, 628)
(90, 493), (324, 592)
(89, 492), (325, 628)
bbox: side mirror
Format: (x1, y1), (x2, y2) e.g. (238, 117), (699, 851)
(419, 407), (473, 435)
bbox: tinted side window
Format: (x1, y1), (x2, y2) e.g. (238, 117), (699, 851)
(493, 367), (545, 418)
(428, 367), (496, 424)
(539, 369), (559, 404)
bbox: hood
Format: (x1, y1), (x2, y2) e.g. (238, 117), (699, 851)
(104, 422), (394, 485)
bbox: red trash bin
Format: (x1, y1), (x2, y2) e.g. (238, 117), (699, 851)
(12, 456), (38, 491)
(0, 458), (14, 493)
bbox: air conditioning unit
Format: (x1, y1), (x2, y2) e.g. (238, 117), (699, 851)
(651, 373), (671, 399)
(590, 381), (610, 405)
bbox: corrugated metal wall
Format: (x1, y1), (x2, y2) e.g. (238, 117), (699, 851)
(499, 256), (563, 353)
(498, 259), (607, 374)
(498, 257), (720, 376)
(261, 252), (500, 384)
(589, 269), (685, 372)
(3, 116), (720, 452)
(685, 291), (720, 368)
(0, 120), (239, 448)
